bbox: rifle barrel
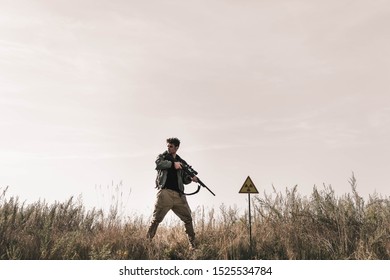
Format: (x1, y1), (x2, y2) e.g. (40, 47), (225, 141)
(198, 179), (216, 196)
(182, 165), (216, 196)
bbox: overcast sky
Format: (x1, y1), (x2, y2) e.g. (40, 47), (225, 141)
(1, 0), (390, 218)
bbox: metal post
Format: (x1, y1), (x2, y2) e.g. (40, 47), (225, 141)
(239, 176), (258, 259)
(248, 193), (252, 259)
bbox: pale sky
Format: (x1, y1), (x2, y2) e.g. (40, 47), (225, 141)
(1, 0), (390, 218)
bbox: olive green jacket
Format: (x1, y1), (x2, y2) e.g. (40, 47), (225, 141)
(154, 151), (192, 193)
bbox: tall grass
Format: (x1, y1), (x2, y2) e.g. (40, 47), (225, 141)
(1, 175), (389, 260)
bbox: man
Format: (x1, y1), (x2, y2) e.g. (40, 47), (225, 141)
(146, 137), (198, 248)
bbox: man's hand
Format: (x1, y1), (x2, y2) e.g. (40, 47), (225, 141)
(174, 162), (182, 169)
(191, 176), (198, 183)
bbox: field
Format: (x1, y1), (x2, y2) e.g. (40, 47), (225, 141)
(1, 175), (389, 260)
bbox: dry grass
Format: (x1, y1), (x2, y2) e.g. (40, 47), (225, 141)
(1, 174), (389, 260)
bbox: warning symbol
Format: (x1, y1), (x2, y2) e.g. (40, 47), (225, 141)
(239, 176), (259, 194)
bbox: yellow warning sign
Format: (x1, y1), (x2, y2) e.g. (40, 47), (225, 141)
(239, 176), (259, 194)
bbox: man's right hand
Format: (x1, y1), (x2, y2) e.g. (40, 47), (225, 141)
(174, 162), (182, 169)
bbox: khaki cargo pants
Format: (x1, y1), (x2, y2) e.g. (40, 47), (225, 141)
(146, 189), (195, 245)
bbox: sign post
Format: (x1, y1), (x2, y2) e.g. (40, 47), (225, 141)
(239, 176), (259, 259)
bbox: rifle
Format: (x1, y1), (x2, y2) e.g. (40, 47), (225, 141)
(181, 162), (216, 196)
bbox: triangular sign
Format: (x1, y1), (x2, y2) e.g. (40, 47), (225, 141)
(239, 176), (259, 194)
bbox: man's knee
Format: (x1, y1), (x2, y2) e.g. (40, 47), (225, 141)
(152, 206), (170, 224)
(172, 205), (193, 224)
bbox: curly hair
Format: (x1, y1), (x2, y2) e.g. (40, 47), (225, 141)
(166, 137), (181, 147)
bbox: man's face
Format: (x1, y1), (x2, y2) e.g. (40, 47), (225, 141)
(167, 143), (179, 155)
